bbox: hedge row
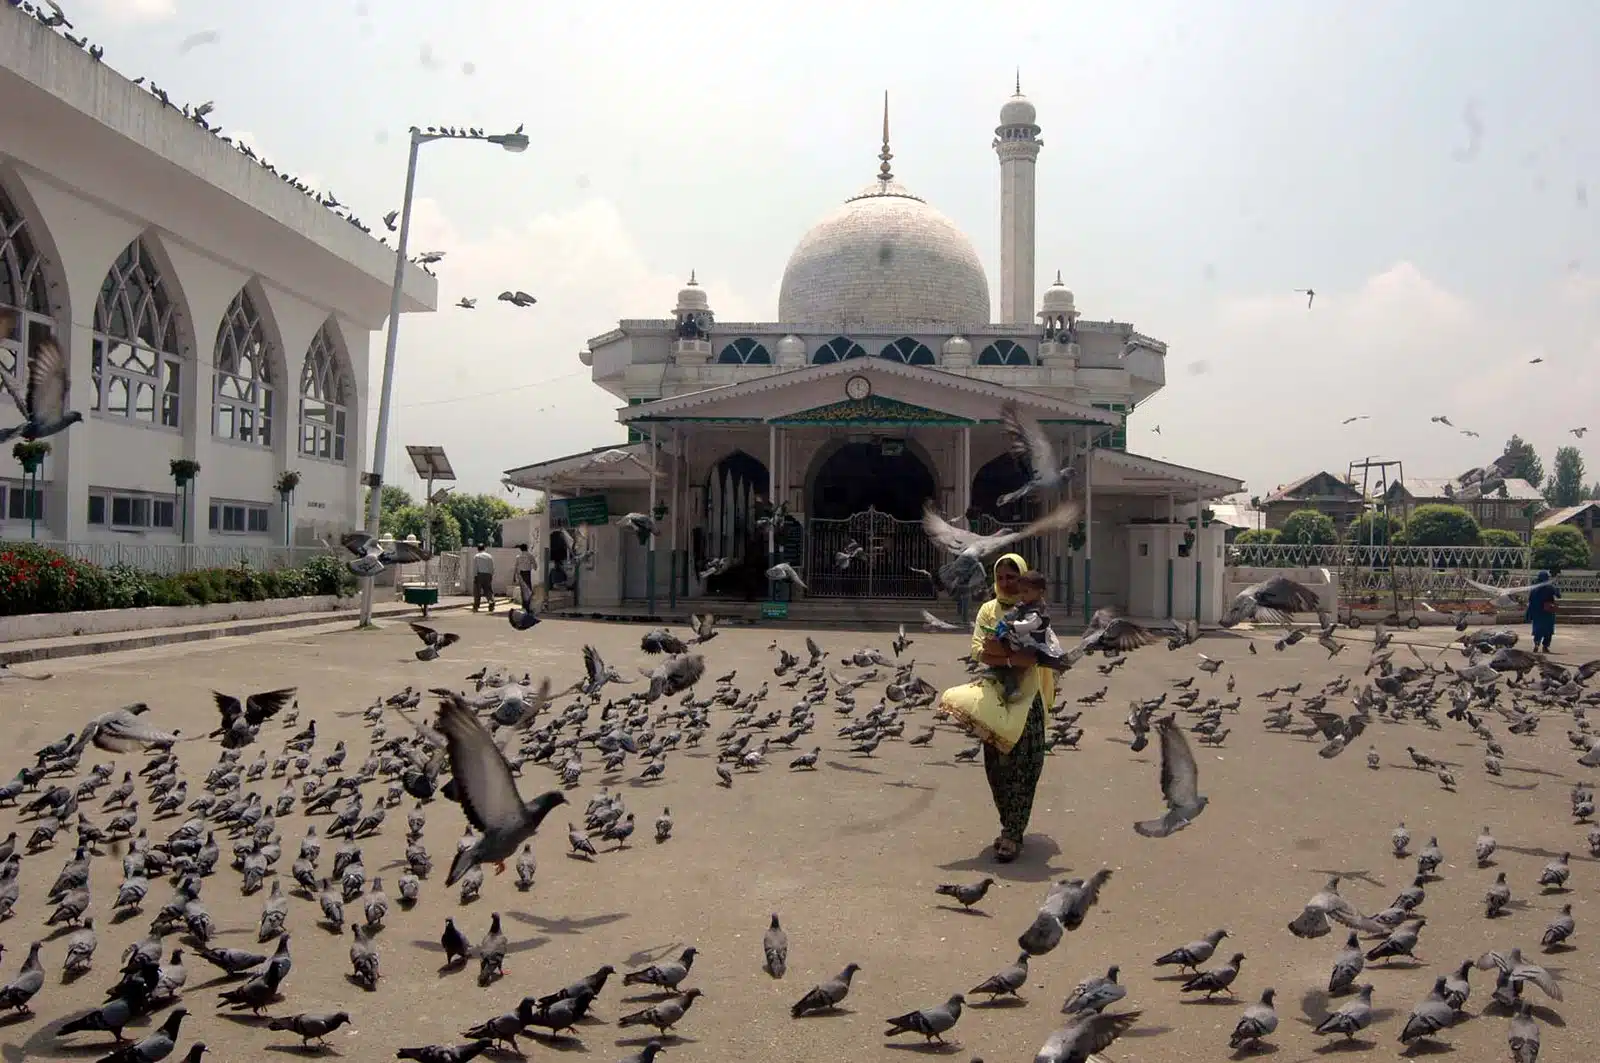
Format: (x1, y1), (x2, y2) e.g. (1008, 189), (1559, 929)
(0, 544), (356, 616)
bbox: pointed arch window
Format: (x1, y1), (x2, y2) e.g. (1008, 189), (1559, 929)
(213, 289), (276, 446)
(716, 338), (771, 365)
(811, 337), (867, 365)
(299, 324), (348, 462)
(978, 339), (1031, 366)
(878, 337), (935, 365)
(91, 239), (183, 428)
(0, 183), (52, 396)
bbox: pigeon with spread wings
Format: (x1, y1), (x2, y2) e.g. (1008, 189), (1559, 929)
(580, 644), (632, 695)
(996, 399), (1075, 507)
(1221, 574), (1329, 628)
(410, 623), (460, 661)
(70, 703), (178, 754)
(0, 311), (83, 443)
(1461, 575), (1553, 609)
(1134, 714), (1208, 838)
(434, 694), (566, 885)
(212, 688), (297, 749)
(922, 499), (1083, 596)
(1077, 608), (1179, 656)
(339, 531), (431, 579)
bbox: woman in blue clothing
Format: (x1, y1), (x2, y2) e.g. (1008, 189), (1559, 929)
(1527, 570), (1560, 652)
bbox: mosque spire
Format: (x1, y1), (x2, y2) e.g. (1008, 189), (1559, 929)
(1015, 68), (1022, 96)
(877, 91), (894, 183)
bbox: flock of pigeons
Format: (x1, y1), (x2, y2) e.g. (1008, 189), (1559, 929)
(0, 558), (1593, 1061)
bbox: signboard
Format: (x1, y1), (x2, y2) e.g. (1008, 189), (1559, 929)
(761, 602), (789, 619)
(551, 496), (610, 527)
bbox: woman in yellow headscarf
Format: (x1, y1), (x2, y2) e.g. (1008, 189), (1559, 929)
(936, 552), (1053, 863)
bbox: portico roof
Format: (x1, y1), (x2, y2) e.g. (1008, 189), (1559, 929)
(502, 442), (664, 492)
(617, 358), (1121, 427)
(1090, 449), (1245, 499)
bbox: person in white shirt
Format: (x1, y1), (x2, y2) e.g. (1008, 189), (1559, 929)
(471, 544), (496, 612)
(512, 543), (536, 600)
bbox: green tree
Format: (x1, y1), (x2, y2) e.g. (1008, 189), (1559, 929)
(1531, 525), (1590, 571)
(1478, 527), (1524, 550)
(1404, 504), (1481, 546)
(1544, 446), (1587, 507)
(1234, 528), (1280, 545)
(443, 493), (517, 548)
(1279, 508), (1338, 545)
(388, 505), (462, 553)
(1347, 512), (1400, 546)
(1500, 435), (1544, 487)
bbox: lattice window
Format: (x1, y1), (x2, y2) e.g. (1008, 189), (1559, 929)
(214, 289), (276, 446)
(1091, 402), (1127, 451)
(92, 239), (183, 428)
(812, 337), (867, 365)
(299, 324), (348, 462)
(879, 337), (935, 365)
(716, 338), (771, 366)
(0, 184), (54, 404)
(978, 339), (1031, 366)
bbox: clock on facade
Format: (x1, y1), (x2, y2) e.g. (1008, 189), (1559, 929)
(845, 375), (872, 401)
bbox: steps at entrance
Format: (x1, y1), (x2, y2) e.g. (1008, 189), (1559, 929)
(1558, 600), (1600, 625)
(542, 596), (1112, 632)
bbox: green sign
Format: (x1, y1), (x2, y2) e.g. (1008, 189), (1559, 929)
(761, 602), (789, 619)
(554, 495), (609, 526)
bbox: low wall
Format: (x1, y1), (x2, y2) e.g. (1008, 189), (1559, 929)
(0, 595), (351, 643)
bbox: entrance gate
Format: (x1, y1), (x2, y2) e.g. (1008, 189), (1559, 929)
(806, 506), (941, 599)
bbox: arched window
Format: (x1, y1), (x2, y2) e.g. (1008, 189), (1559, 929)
(978, 339), (1031, 366)
(92, 239), (183, 427)
(299, 324), (348, 461)
(879, 336), (935, 365)
(716, 338), (771, 365)
(811, 336), (867, 365)
(213, 289), (276, 446)
(0, 183), (51, 395)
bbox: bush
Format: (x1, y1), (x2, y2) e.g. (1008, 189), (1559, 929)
(0, 545), (356, 617)
(1347, 512), (1401, 546)
(1531, 525), (1591, 572)
(1403, 504), (1481, 547)
(1279, 509), (1338, 545)
(1233, 528), (1280, 545)
(1478, 528), (1524, 551)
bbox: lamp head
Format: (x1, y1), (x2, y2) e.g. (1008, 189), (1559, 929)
(489, 133), (530, 153)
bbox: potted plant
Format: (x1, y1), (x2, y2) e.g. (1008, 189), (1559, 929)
(1067, 521), (1087, 553)
(652, 499), (669, 523)
(12, 440), (49, 540)
(275, 470), (301, 547)
(170, 458), (201, 545)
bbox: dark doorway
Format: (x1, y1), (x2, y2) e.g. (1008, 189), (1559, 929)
(970, 452), (1041, 524)
(809, 441), (935, 521)
(701, 450), (770, 598)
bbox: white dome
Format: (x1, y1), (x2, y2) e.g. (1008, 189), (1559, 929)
(1041, 272), (1076, 314)
(776, 334), (806, 357)
(675, 274), (708, 312)
(941, 334), (972, 356)
(999, 93), (1037, 128)
(778, 179), (991, 328)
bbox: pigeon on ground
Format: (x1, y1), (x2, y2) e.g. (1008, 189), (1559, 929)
(395, 1042), (493, 1063)
(433, 695), (566, 886)
(1313, 983), (1375, 1040)
(267, 1011), (352, 1047)
(935, 878), (994, 910)
(883, 993), (964, 1044)
(1133, 714), (1207, 837)
(1032, 1010), (1142, 1063)
(1508, 999), (1540, 1063)
(623, 947), (696, 990)
(1154, 929), (1228, 973)
(617, 988), (703, 1034)
(1399, 976), (1455, 1045)
(1181, 952), (1244, 998)
(1327, 932), (1365, 994)
(1229, 987), (1279, 1050)
(1542, 903), (1575, 948)
(1060, 965), (1123, 1014)
(970, 953), (1029, 1001)
(791, 963), (860, 1017)
(0, 941), (44, 1012)
(763, 914), (788, 978)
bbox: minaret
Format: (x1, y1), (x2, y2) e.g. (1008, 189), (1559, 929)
(993, 72), (1042, 325)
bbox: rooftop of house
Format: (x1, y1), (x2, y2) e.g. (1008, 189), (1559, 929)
(1262, 471), (1362, 505)
(1537, 501), (1600, 530)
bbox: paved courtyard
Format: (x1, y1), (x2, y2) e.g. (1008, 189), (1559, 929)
(2, 610), (1599, 1062)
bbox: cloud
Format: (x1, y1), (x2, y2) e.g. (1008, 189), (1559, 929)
(89, 0), (177, 23)
(1128, 262), (1600, 498)
(370, 197), (763, 496)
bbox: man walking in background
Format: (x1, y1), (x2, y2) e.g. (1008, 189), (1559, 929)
(471, 543), (496, 612)
(513, 543), (537, 599)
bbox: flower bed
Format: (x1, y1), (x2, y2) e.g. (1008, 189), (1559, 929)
(0, 543), (354, 617)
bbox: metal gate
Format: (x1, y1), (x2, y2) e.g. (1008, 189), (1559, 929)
(806, 507), (941, 599)
(969, 515), (1046, 576)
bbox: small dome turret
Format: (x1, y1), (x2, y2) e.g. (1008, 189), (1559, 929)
(675, 271), (709, 313)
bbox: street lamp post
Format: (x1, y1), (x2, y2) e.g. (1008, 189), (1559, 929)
(358, 125), (528, 627)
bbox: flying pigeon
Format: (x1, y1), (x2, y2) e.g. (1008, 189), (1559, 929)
(0, 312), (83, 443)
(766, 562), (807, 589)
(497, 290), (536, 307)
(339, 531), (430, 578)
(617, 512), (657, 545)
(921, 499), (1083, 595)
(1296, 288), (1315, 308)
(70, 703), (177, 754)
(996, 400), (1075, 506)
(433, 695), (566, 885)
(456, 298), (476, 310)
(1133, 714), (1207, 837)
(1221, 574), (1329, 628)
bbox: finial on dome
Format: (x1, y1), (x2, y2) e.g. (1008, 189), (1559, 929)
(1015, 68), (1022, 96)
(687, 270), (698, 286)
(1054, 269), (1062, 285)
(877, 91), (894, 183)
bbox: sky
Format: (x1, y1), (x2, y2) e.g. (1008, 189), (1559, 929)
(66, 0), (1600, 503)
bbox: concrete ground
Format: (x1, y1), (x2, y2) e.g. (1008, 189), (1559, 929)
(2, 612), (1599, 1062)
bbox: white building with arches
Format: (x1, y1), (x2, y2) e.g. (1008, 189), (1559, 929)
(505, 91), (1243, 625)
(0, 9), (435, 554)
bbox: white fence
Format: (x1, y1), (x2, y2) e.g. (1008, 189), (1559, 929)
(2, 539), (334, 575)
(1226, 541), (1600, 596)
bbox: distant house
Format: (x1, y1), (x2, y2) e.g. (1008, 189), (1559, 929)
(1382, 472), (1545, 536)
(1536, 501), (1600, 567)
(1261, 472), (1366, 531)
